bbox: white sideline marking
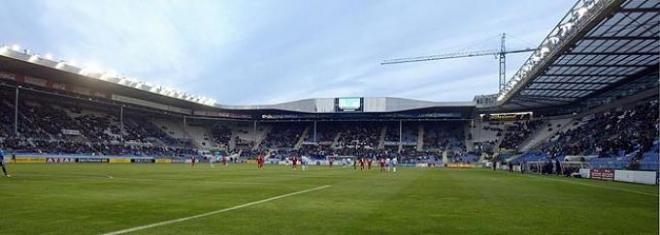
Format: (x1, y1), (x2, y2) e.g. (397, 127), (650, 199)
(519, 174), (658, 197)
(102, 185), (331, 235)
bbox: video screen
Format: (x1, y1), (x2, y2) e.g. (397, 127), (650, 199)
(336, 97), (363, 112)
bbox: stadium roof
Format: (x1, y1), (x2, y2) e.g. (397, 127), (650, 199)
(0, 53), (475, 117)
(216, 97), (474, 113)
(0, 44), (217, 106)
(498, 0), (659, 110)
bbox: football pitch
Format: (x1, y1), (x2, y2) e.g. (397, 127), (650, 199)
(0, 164), (658, 234)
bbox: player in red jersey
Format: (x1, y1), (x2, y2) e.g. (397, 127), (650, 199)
(257, 154), (265, 169)
(367, 158), (373, 170)
(379, 157), (386, 172)
(222, 155), (227, 166)
(291, 156), (297, 169)
(261, 154), (265, 169)
(262, 154), (267, 168)
(359, 158), (365, 171)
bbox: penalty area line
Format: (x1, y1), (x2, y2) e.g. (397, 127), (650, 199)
(102, 184), (332, 235)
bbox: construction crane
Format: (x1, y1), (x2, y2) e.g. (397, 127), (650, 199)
(381, 33), (535, 94)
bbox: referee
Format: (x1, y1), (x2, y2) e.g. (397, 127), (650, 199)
(0, 149), (9, 177)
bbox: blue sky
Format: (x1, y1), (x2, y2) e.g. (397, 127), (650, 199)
(0, 0), (575, 105)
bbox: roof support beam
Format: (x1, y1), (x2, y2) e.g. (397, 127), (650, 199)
(583, 36), (659, 40)
(580, 66), (658, 100)
(532, 81), (612, 85)
(525, 88), (596, 92)
(514, 97), (570, 105)
(519, 95), (582, 100)
(541, 74), (622, 77)
(566, 52), (657, 56)
(550, 63), (650, 68)
(619, 8), (660, 13)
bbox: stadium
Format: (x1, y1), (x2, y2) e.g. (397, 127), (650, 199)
(0, 0), (659, 234)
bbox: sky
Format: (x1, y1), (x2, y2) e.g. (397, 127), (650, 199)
(0, 0), (576, 105)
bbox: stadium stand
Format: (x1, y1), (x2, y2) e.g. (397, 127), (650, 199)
(335, 123), (381, 150)
(499, 119), (544, 150)
(542, 99), (658, 157)
(259, 122), (306, 149)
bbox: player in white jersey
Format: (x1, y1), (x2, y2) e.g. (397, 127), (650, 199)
(301, 156), (308, 171)
(0, 149), (9, 177)
(385, 158), (391, 172)
(208, 156), (215, 168)
(390, 157), (398, 173)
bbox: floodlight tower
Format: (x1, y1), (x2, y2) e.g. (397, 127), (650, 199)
(382, 33), (535, 95)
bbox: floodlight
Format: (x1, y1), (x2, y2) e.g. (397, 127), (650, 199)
(55, 62), (66, 69)
(28, 55), (39, 62)
(576, 7), (588, 18)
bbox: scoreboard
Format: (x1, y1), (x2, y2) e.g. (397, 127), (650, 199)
(335, 97), (363, 112)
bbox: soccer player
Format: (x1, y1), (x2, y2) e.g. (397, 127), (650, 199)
(328, 157), (333, 168)
(367, 158), (372, 170)
(359, 158), (365, 171)
(353, 157), (357, 170)
(257, 154), (264, 169)
(191, 155), (196, 167)
(291, 156), (297, 169)
(0, 149), (9, 177)
(391, 157), (398, 173)
(221, 155), (227, 166)
(379, 157), (386, 172)
(208, 156), (215, 168)
(262, 154), (267, 168)
(385, 157), (391, 172)
(301, 156), (307, 171)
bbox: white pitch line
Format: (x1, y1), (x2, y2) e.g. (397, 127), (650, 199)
(518, 173), (658, 197)
(16, 173), (114, 179)
(102, 184), (331, 235)
(110, 176), (274, 185)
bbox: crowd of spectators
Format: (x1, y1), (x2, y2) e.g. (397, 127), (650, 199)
(543, 99), (658, 157)
(336, 124), (380, 149)
(499, 119), (544, 150)
(384, 122), (417, 143)
(423, 123), (464, 150)
(0, 101), (14, 137)
(260, 123), (305, 149)
(0, 98), (199, 157)
(303, 123), (338, 143)
(210, 124), (232, 147)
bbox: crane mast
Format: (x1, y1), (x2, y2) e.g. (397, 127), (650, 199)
(499, 33), (506, 94)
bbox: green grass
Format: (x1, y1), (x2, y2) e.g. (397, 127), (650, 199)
(0, 164), (657, 234)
